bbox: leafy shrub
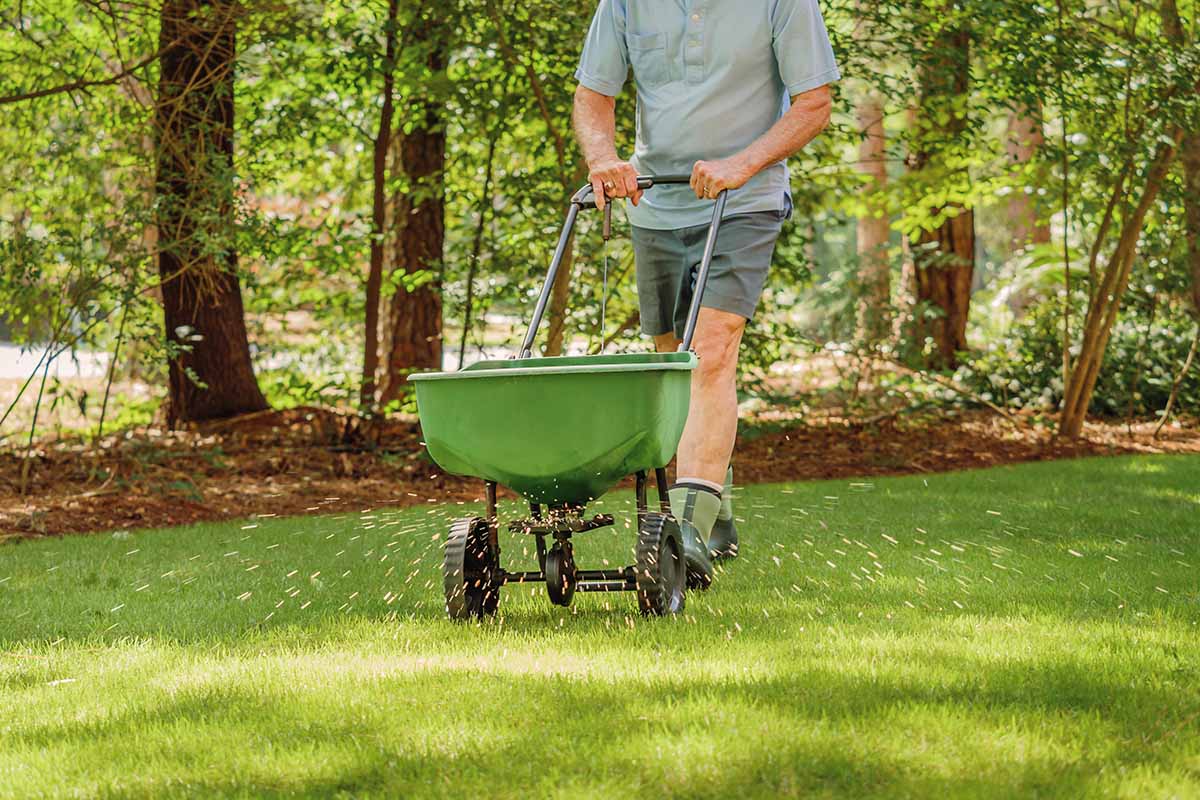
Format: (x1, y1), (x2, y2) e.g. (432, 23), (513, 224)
(958, 297), (1199, 418)
(258, 369), (356, 410)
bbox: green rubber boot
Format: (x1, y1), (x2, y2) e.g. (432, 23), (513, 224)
(668, 484), (718, 590)
(709, 466), (739, 560)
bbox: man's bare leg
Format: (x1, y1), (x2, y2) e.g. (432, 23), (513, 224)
(656, 307), (744, 485)
(656, 308), (745, 583)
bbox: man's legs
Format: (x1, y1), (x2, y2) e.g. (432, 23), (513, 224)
(654, 308), (744, 485)
(634, 211), (782, 580)
(656, 308), (744, 585)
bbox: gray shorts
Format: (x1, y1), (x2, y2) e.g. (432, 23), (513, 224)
(631, 208), (787, 338)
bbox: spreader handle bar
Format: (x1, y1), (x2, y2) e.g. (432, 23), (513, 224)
(520, 203), (580, 359)
(679, 190), (728, 352)
(519, 173), (728, 358)
(569, 174), (694, 208)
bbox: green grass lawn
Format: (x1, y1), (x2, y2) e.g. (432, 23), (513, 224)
(2, 455), (1199, 799)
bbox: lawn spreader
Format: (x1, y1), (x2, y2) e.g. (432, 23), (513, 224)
(410, 175), (728, 620)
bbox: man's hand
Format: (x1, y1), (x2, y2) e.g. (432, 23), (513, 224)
(589, 158), (642, 211)
(690, 157), (755, 200)
(573, 86), (641, 211)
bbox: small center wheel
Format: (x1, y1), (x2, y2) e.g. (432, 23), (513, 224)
(545, 541), (577, 607)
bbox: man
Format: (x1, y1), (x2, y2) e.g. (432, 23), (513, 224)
(572, 0), (839, 587)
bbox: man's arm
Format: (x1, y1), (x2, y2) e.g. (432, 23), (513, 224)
(690, 84), (833, 200)
(573, 84), (642, 210)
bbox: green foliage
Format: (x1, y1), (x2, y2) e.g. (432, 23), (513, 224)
(959, 296), (1200, 417)
(258, 369), (356, 410)
(1, 0), (1198, 435)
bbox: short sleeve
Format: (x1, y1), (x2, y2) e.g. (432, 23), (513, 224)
(575, 0), (629, 96)
(771, 0), (841, 97)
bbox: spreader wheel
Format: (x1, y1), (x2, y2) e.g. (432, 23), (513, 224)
(635, 512), (686, 616)
(545, 542), (577, 607)
(443, 517), (501, 621)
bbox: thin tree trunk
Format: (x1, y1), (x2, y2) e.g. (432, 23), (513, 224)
(361, 0), (399, 409)
(1003, 104), (1052, 319)
(1185, 136), (1200, 316)
(486, 1), (590, 356)
(912, 16), (974, 369)
(893, 105), (920, 345)
(459, 132), (499, 368)
(1059, 132), (1184, 438)
(1059, 2), (1196, 438)
(544, 241), (576, 356)
(380, 12), (447, 403)
(893, 239), (918, 343)
(1154, 324), (1199, 438)
(855, 92), (890, 343)
(1005, 106), (1051, 250)
(913, 213), (974, 367)
(1163, 0), (1200, 316)
(155, 0), (266, 425)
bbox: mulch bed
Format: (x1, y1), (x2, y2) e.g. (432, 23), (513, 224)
(2, 405), (1197, 538)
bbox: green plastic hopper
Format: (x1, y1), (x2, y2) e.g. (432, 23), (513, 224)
(410, 352), (695, 506)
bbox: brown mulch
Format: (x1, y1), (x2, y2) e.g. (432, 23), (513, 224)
(734, 412), (1200, 483)
(2, 405), (1197, 538)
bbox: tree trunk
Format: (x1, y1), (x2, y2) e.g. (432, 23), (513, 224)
(1185, 135), (1200, 316)
(1059, 132), (1184, 438)
(1163, 0), (1200, 316)
(155, 0), (266, 425)
(912, 17), (974, 369)
(380, 13), (447, 404)
(1057, 0), (1200, 440)
(459, 132), (499, 367)
(1005, 106), (1052, 250)
(893, 238), (918, 343)
(484, 1), (588, 357)
(914, 213), (974, 367)
(855, 92), (891, 343)
(361, 0), (399, 409)
(544, 239), (576, 356)
(892, 105), (920, 345)
(543, 172), (589, 356)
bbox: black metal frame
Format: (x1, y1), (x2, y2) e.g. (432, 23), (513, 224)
(491, 466), (674, 593)
(519, 174), (729, 358)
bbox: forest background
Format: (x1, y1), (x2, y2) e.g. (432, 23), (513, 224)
(2, 0), (1200, 533)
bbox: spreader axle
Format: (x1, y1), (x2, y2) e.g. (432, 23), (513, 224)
(508, 513), (615, 536)
(500, 566), (634, 587)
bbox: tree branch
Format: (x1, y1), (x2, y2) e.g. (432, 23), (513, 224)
(0, 47), (159, 106)
(484, 0), (569, 183)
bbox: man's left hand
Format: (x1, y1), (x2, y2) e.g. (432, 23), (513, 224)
(690, 157), (755, 200)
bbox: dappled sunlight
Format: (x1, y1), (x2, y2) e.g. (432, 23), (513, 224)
(1122, 459), (1169, 475)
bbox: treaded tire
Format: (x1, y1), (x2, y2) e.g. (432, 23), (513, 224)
(443, 517), (500, 621)
(636, 512), (686, 616)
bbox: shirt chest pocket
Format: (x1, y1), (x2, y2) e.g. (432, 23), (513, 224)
(627, 31), (670, 89)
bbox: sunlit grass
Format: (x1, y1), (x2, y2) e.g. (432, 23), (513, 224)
(2, 455), (1198, 798)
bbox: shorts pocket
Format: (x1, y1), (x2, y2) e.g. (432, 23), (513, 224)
(779, 192), (794, 221)
(627, 31), (669, 89)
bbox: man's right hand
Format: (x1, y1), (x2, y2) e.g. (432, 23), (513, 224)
(588, 159), (642, 211)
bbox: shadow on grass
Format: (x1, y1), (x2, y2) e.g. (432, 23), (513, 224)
(9, 651), (1191, 798)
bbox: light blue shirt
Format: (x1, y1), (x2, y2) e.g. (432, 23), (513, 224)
(576, 0), (840, 230)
